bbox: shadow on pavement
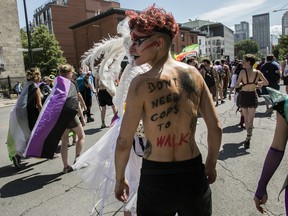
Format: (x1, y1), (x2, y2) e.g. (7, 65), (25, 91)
(0, 159), (49, 178)
(254, 110), (273, 118)
(218, 142), (250, 161)
(0, 172), (62, 197)
(222, 124), (246, 134)
(85, 128), (101, 135)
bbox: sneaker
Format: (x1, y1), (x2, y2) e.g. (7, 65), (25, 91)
(12, 154), (21, 169)
(63, 166), (73, 174)
(101, 123), (107, 128)
(244, 140), (250, 149)
(221, 100), (225, 104)
(87, 117), (94, 123)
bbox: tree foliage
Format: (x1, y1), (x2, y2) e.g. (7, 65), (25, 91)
(277, 35), (288, 60)
(21, 25), (66, 76)
(234, 39), (259, 59)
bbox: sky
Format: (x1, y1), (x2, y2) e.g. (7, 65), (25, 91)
(17, 0), (287, 37)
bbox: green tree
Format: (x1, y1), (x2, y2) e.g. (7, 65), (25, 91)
(278, 35), (288, 60)
(21, 25), (66, 76)
(234, 39), (259, 59)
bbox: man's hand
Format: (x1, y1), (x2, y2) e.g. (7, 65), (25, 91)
(205, 163), (217, 184)
(254, 194), (268, 214)
(114, 178), (129, 202)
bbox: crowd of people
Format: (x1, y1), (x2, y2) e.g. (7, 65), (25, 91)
(5, 4), (288, 216)
(7, 63), (117, 174)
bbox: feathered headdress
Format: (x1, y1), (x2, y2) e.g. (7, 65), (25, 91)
(80, 17), (149, 115)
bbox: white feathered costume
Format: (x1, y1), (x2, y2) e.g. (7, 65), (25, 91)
(72, 18), (149, 215)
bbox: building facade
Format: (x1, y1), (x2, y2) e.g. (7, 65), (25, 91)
(33, 0), (120, 67)
(0, 0), (25, 79)
(199, 23), (234, 61)
(234, 21), (249, 43)
(70, 8), (200, 69)
(252, 13), (270, 56)
(282, 11), (288, 35)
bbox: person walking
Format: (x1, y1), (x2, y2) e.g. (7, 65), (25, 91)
(95, 72), (117, 128)
(114, 5), (222, 215)
(254, 88), (288, 214)
(280, 54), (288, 94)
(58, 64), (85, 174)
(8, 68), (43, 168)
(260, 54), (281, 109)
(235, 54), (268, 149)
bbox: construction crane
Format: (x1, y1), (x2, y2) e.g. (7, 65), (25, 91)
(273, 2), (288, 12)
(273, 8), (288, 12)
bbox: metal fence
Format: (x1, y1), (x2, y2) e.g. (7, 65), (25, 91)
(0, 76), (26, 98)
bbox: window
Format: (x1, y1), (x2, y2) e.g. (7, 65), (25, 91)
(181, 32), (185, 42)
(199, 39), (202, 45)
(190, 36), (194, 44)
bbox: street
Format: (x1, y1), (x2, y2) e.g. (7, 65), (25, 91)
(0, 87), (287, 216)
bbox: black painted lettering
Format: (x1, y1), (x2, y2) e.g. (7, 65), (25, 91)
(151, 113), (158, 121)
(148, 83), (156, 93)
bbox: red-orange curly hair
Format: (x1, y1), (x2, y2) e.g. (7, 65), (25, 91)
(126, 4), (179, 40)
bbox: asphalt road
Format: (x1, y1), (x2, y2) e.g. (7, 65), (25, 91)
(0, 87), (287, 216)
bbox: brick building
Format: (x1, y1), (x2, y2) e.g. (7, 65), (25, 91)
(0, 0), (25, 79)
(33, 0), (121, 67)
(70, 8), (199, 69)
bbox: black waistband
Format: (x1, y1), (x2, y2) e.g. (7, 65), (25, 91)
(141, 154), (204, 175)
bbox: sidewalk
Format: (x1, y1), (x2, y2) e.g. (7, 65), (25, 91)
(0, 98), (17, 108)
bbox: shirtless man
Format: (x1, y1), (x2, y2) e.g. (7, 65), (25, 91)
(114, 5), (222, 216)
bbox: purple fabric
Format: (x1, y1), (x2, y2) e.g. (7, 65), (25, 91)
(285, 187), (288, 215)
(25, 76), (71, 156)
(255, 147), (284, 199)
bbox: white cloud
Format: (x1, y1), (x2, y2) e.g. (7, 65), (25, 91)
(198, 0), (266, 22)
(271, 25), (282, 36)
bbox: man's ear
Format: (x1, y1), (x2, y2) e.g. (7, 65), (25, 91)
(156, 37), (165, 48)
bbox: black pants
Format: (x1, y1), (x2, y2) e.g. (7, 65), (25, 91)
(137, 155), (212, 216)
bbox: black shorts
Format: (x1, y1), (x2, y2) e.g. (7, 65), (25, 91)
(98, 89), (113, 106)
(137, 154), (212, 216)
(67, 115), (80, 129)
(239, 91), (258, 108)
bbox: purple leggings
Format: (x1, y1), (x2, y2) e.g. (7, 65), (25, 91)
(285, 186), (288, 215)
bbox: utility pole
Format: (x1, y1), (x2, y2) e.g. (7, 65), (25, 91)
(23, 0), (34, 67)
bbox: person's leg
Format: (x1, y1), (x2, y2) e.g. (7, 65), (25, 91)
(101, 106), (107, 127)
(286, 85), (288, 94)
(61, 129), (71, 170)
(72, 124), (85, 162)
(244, 108), (256, 148)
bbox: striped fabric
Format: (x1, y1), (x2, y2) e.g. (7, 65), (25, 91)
(24, 76), (78, 159)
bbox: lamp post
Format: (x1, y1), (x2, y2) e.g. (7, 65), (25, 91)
(23, 0), (34, 67)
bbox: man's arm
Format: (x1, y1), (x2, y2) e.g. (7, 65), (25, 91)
(198, 80), (222, 184)
(114, 76), (144, 201)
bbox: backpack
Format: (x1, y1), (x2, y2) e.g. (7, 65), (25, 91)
(76, 75), (85, 92)
(204, 67), (215, 88)
(216, 65), (225, 77)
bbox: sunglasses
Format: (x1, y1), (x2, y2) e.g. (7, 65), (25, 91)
(132, 34), (155, 46)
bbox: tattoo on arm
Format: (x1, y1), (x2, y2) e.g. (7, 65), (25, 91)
(143, 140), (152, 158)
(117, 136), (127, 146)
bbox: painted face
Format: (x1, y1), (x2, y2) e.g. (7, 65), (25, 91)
(129, 30), (159, 65)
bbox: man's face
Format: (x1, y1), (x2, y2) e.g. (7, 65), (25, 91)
(129, 29), (159, 66)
